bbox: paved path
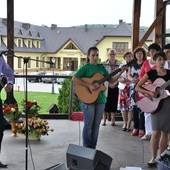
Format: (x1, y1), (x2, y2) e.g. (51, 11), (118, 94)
(14, 78), (62, 93)
(2, 120), (158, 170)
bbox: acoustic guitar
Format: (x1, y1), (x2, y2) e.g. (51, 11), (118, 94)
(74, 60), (135, 104)
(136, 78), (170, 113)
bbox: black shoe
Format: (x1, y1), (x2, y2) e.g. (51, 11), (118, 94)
(111, 123), (115, 126)
(0, 162), (8, 168)
(101, 122), (106, 126)
(126, 128), (131, 132)
(147, 162), (156, 167)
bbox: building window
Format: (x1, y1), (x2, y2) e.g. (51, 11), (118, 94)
(64, 42), (77, 50)
(0, 36), (1, 46)
(18, 29), (23, 35)
(112, 42), (129, 54)
(36, 57), (39, 67)
(42, 57), (45, 67)
(28, 40), (31, 48)
(37, 41), (40, 48)
(18, 39), (22, 47)
(57, 57), (61, 69)
(28, 60), (31, 68)
(18, 58), (22, 68)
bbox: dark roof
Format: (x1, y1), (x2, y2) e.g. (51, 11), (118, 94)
(0, 18), (152, 53)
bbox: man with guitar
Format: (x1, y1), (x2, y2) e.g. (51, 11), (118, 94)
(135, 51), (170, 167)
(0, 53), (14, 168)
(72, 46), (127, 149)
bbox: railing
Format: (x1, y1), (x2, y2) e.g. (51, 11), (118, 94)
(14, 74), (73, 79)
(14, 74), (122, 121)
(14, 74), (73, 117)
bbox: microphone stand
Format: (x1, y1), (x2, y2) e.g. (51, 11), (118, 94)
(13, 54), (53, 170)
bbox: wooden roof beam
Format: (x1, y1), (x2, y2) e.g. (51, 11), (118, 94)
(137, 4), (164, 48)
(153, 0), (164, 46)
(132, 0), (141, 51)
(7, 0), (14, 68)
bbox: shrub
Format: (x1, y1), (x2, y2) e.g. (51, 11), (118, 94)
(57, 78), (81, 113)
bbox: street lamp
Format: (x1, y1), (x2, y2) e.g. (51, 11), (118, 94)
(51, 57), (56, 94)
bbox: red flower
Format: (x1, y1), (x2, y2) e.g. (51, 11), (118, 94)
(4, 107), (11, 114)
(3, 103), (21, 121)
(22, 100), (40, 116)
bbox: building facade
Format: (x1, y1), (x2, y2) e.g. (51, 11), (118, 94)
(0, 18), (152, 73)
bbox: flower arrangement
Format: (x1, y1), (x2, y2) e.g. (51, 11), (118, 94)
(21, 100), (40, 117)
(3, 103), (22, 121)
(16, 116), (54, 139)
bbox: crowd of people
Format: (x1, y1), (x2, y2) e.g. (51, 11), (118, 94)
(1, 42), (170, 168)
(72, 43), (170, 168)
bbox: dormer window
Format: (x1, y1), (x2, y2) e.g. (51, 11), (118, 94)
(28, 40), (31, 48)
(37, 32), (40, 37)
(18, 39), (22, 47)
(64, 42), (77, 50)
(28, 31), (32, 36)
(37, 41), (40, 48)
(18, 29), (23, 35)
(0, 36), (1, 46)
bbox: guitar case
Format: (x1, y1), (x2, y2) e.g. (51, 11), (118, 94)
(0, 75), (18, 129)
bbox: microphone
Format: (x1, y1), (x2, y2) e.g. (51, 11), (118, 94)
(0, 50), (8, 56)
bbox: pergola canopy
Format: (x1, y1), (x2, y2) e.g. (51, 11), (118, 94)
(5, 0), (170, 68)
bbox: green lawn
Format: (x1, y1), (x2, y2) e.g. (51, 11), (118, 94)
(1, 91), (59, 114)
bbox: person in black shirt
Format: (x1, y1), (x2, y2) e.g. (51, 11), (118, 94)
(135, 51), (170, 167)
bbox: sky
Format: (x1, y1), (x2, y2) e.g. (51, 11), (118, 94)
(0, 0), (170, 28)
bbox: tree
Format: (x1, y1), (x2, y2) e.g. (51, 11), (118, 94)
(58, 78), (81, 113)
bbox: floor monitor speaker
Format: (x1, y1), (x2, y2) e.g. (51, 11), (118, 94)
(44, 163), (66, 170)
(66, 144), (113, 170)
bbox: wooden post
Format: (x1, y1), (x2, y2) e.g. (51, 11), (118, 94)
(137, 6), (164, 48)
(132, 0), (141, 51)
(131, 0), (165, 49)
(153, 0), (164, 46)
(6, 0), (18, 105)
(7, 0), (14, 66)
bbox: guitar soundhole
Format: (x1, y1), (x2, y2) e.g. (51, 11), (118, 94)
(93, 81), (101, 89)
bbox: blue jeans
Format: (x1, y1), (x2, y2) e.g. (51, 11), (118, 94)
(82, 103), (105, 149)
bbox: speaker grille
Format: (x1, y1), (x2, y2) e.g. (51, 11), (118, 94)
(66, 144), (112, 170)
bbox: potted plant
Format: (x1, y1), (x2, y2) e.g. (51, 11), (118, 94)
(16, 116), (54, 140)
(3, 103), (22, 136)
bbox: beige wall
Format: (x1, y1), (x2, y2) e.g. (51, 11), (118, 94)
(97, 36), (132, 62)
(11, 37), (152, 72)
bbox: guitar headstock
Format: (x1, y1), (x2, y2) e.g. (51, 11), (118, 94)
(120, 59), (136, 72)
(126, 59), (136, 67)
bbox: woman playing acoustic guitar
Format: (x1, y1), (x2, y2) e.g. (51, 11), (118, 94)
(72, 46), (127, 149)
(135, 51), (170, 167)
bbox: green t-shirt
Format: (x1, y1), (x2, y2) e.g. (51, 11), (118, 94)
(74, 63), (109, 103)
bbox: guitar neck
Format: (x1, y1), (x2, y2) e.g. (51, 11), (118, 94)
(99, 68), (122, 84)
(98, 59), (135, 84)
(161, 79), (170, 89)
